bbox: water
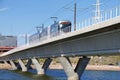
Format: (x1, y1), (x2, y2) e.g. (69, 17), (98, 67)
(0, 69), (120, 80)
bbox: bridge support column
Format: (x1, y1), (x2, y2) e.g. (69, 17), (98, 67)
(4, 61), (8, 64)
(75, 56), (90, 79)
(31, 58), (44, 75)
(9, 60), (17, 70)
(42, 58), (52, 73)
(58, 56), (90, 80)
(26, 59), (32, 69)
(58, 57), (79, 80)
(18, 59), (27, 72)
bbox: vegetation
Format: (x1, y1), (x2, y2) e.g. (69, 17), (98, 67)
(50, 56), (120, 66)
(89, 56), (120, 65)
(11, 56), (120, 66)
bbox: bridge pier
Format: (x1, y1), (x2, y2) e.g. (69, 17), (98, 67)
(18, 59), (27, 72)
(58, 56), (90, 80)
(9, 60), (17, 70)
(75, 56), (90, 79)
(31, 58), (52, 75)
(42, 58), (52, 73)
(31, 58), (44, 75)
(58, 57), (79, 80)
(26, 59), (32, 69)
(4, 61), (8, 64)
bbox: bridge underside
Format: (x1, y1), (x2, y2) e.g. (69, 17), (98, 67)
(0, 23), (120, 60)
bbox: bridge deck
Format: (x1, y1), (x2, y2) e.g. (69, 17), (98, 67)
(0, 16), (120, 60)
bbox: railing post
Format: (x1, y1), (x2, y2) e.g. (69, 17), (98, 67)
(110, 10), (112, 19)
(117, 6), (119, 16)
(116, 7), (118, 17)
(105, 12), (107, 20)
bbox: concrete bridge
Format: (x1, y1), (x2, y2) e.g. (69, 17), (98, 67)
(0, 6), (120, 80)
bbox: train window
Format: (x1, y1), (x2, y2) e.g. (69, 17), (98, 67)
(59, 21), (71, 29)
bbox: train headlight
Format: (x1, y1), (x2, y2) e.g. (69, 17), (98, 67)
(59, 24), (63, 28)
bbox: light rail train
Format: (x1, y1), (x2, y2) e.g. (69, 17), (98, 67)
(29, 20), (71, 44)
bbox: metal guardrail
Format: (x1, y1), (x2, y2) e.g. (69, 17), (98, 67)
(77, 6), (120, 30)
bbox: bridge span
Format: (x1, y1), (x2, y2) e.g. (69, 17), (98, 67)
(0, 6), (120, 80)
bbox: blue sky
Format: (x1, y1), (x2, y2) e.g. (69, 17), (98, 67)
(0, 0), (120, 45)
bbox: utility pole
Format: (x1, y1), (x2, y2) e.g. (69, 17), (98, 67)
(74, 0), (77, 31)
(51, 17), (58, 23)
(18, 34), (29, 45)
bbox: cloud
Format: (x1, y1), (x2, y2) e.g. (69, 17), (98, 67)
(0, 8), (8, 12)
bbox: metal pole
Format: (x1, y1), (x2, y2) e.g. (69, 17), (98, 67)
(51, 17), (58, 24)
(25, 34), (27, 44)
(74, 0), (77, 31)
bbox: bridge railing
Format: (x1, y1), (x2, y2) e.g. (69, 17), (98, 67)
(77, 6), (120, 30)
(29, 6), (120, 45)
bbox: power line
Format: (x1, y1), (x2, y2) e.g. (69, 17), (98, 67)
(40, 0), (75, 25)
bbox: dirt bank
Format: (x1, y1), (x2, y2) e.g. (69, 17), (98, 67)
(1, 63), (120, 71)
(50, 64), (120, 71)
(0, 63), (11, 69)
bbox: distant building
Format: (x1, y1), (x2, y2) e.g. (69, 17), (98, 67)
(0, 33), (17, 54)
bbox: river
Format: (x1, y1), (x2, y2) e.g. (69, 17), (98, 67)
(0, 69), (120, 80)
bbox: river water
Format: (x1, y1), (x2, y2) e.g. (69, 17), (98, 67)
(0, 69), (120, 80)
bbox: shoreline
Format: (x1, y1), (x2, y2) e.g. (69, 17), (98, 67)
(86, 65), (120, 71)
(0, 63), (120, 71)
(49, 64), (120, 71)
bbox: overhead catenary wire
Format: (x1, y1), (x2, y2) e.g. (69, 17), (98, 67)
(40, 0), (75, 25)
(37, 0), (97, 27)
(26, 0), (75, 36)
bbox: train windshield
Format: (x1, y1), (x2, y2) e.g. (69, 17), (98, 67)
(59, 21), (71, 29)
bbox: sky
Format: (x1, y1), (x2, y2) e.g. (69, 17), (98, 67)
(0, 0), (120, 46)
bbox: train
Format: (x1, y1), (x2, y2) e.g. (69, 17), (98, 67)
(29, 20), (71, 44)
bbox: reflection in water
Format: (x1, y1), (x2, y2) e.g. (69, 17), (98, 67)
(82, 70), (120, 80)
(0, 70), (30, 80)
(11, 70), (53, 80)
(0, 69), (120, 80)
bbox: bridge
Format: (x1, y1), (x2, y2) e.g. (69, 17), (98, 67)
(0, 6), (120, 80)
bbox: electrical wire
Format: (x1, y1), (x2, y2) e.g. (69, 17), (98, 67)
(40, 0), (75, 25)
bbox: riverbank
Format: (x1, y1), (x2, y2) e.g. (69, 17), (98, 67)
(49, 64), (120, 71)
(0, 63), (11, 69)
(0, 63), (120, 71)
(86, 65), (120, 71)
